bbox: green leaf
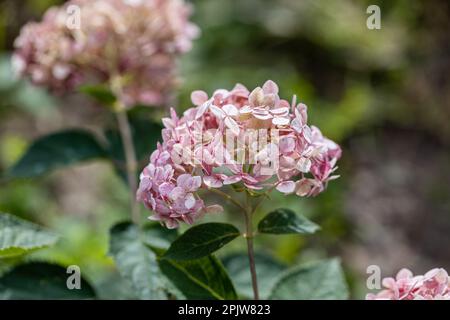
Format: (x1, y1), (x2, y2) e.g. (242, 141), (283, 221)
(141, 223), (178, 251)
(159, 256), (237, 300)
(105, 116), (162, 181)
(94, 271), (138, 300)
(0, 213), (59, 259)
(0, 257), (21, 277)
(109, 222), (179, 300)
(164, 223), (240, 260)
(222, 252), (286, 299)
(268, 259), (349, 300)
(258, 208), (320, 235)
(8, 130), (106, 178)
(0, 262), (96, 299)
(79, 84), (116, 106)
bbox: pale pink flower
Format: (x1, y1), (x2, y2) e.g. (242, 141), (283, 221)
(210, 104), (241, 136)
(238, 81), (291, 128)
(13, 0), (199, 107)
(366, 268), (450, 300)
(137, 80), (341, 227)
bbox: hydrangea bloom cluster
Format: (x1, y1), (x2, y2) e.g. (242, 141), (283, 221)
(366, 268), (450, 300)
(137, 80), (341, 228)
(12, 0), (199, 107)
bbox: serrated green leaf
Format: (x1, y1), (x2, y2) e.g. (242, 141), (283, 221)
(159, 255), (237, 300)
(268, 258), (349, 300)
(0, 213), (59, 259)
(222, 252), (286, 299)
(164, 223), (240, 261)
(7, 130), (106, 178)
(109, 222), (180, 300)
(258, 208), (320, 235)
(0, 262), (96, 299)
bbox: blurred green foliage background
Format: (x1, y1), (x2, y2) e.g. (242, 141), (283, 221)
(0, 0), (449, 299)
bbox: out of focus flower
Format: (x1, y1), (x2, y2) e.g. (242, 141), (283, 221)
(137, 80), (341, 228)
(13, 0), (199, 107)
(366, 268), (450, 300)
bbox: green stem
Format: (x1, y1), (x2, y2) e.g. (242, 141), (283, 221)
(207, 188), (247, 212)
(207, 187), (260, 299)
(109, 75), (140, 224)
(245, 193), (259, 300)
(115, 110), (139, 224)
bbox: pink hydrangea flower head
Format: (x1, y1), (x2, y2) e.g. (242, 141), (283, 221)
(13, 0), (199, 107)
(366, 268), (450, 300)
(137, 80), (341, 228)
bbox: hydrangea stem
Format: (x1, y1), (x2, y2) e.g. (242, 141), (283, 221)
(207, 188), (247, 212)
(115, 110), (139, 224)
(208, 187), (260, 299)
(245, 193), (260, 300)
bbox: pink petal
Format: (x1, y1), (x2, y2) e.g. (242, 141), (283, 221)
(291, 118), (303, 133)
(242, 171), (258, 181)
(295, 179), (315, 197)
(191, 90), (208, 105)
(262, 80), (279, 94)
(396, 269), (414, 280)
(232, 83), (249, 94)
(302, 125), (312, 143)
(249, 87), (264, 106)
(222, 104), (239, 117)
(382, 277), (397, 290)
(295, 103), (308, 125)
(244, 183), (263, 190)
(195, 100), (211, 119)
(327, 175), (340, 181)
(210, 105), (226, 119)
(177, 174), (192, 187)
(162, 117), (175, 129)
(181, 214), (195, 225)
(186, 176), (202, 191)
(204, 176), (223, 188)
(276, 181), (295, 194)
(223, 175), (242, 185)
(148, 215), (162, 222)
(434, 269), (448, 284)
(253, 112), (273, 120)
(239, 105), (252, 115)
(272, 117), (290, 126)
(205, 205), (224, 214)
(169, 186), (185, 201)
(270, 107), (289, 116)
(165, 219), (179, 229)
(279, 136), (296, 154)
(296, 157), (312, 173)
(224, 117), (240, 136)
(184, 193), (196, 209)
(158, 182), (174, 197)
(213, 89), (230, 99)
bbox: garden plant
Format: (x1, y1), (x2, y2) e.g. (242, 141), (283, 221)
(0, 0), (449, 301)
